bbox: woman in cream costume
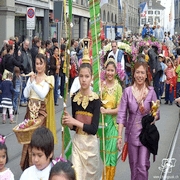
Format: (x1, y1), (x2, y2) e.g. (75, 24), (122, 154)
(99, 58), (122, 180)
(20, 53), (57, 171)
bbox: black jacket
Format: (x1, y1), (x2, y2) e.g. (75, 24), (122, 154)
(139, 114), (160, 156)
(31, 45), (39, 72)
(148, 48), (163, 77)
(2, 54), (22, 73)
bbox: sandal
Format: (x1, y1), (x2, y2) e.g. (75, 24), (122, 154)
(2, 120), (6, 124)
(9, 120), (16, 124)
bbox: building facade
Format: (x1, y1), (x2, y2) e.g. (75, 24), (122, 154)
(0, 0), (90, 44)
(174, 0), (180, 33)
(139, 0), (165, 28)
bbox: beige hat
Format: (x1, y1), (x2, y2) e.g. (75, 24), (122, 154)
(158, 54), (164, 58)
(9, 36), (16, 41)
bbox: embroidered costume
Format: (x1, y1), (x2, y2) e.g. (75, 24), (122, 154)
(71, 91), (101, 180)
(98, 80), (122, 179)
(20, 76), (57, 171)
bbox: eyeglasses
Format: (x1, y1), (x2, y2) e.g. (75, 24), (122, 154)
(112, 46), (116, 47)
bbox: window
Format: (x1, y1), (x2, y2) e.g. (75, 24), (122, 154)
(141, 18), (146, 25)
(155, 17), (160, 23)
(148, 11), (153, 15)
(107, 12), (110, 22)
(103, 10), (106, 22)
(111, 13), (113, 22)
(155, 11), (160, 15)
(148, 16), (153, 24)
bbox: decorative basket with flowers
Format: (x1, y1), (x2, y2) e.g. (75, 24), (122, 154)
(13, 118), (41, 144)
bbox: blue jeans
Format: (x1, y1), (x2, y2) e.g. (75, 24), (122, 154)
(54, 74), (59, 104)
(20, 76), (28, 104)
(165, 84), (174, 103)
(13, 91), (20, 111)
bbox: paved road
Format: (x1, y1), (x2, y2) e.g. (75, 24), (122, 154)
(2, 98), (180, 180)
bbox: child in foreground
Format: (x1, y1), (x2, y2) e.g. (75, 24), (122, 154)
(20, 127), (54, 180)
(49, 161), (76, 180)
(0, 135), (14, 180)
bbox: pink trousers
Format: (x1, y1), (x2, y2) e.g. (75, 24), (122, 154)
(128, 143), (150, 180)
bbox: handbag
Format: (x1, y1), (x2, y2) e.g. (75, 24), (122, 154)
(121, 142), (128, 162)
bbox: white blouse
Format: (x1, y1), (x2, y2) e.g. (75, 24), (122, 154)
(24, 78), (50, 101)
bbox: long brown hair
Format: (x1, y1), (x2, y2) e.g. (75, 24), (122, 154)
(132, 60), (150, 87)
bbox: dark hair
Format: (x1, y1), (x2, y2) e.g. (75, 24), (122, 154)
(132, 61), (150, 87)
(6, 44), (13, 53)
(0, 135), (8, 163)
(46, 40), (51, 47)
(49, 161), (76, 180)
(79, 63), (92, 76)
(52, 38), (58, 44)
(53, 46), (59, 53)
(30, 127), (54, 161)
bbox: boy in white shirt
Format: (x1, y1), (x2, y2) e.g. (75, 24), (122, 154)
(20, 127), (54, 180)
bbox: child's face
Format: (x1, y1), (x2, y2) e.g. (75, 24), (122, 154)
(167, 61), (172, 67)
(0, 149), (7, 172)
(32, 147), (52, 170)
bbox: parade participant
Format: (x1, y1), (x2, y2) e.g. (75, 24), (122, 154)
(99, 58), (122, 179)
(20, 127), (54, 180)
(0, 135), (14, 180)
(107, 41), (125, 70)
(117, 60), (160, 180)
(62, 62), (101, 180)
(0, 72), (15, 124)
(49, 161), (76, 180)
(20, 53), (57, 171)
(165, 59), (176, 105)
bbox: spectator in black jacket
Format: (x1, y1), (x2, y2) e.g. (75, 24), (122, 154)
(2, 44), (21, 73)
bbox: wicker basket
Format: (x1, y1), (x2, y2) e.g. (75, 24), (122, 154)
(13, 119), (41, 145)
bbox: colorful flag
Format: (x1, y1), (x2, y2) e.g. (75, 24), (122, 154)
(139, 2), (148, 17)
